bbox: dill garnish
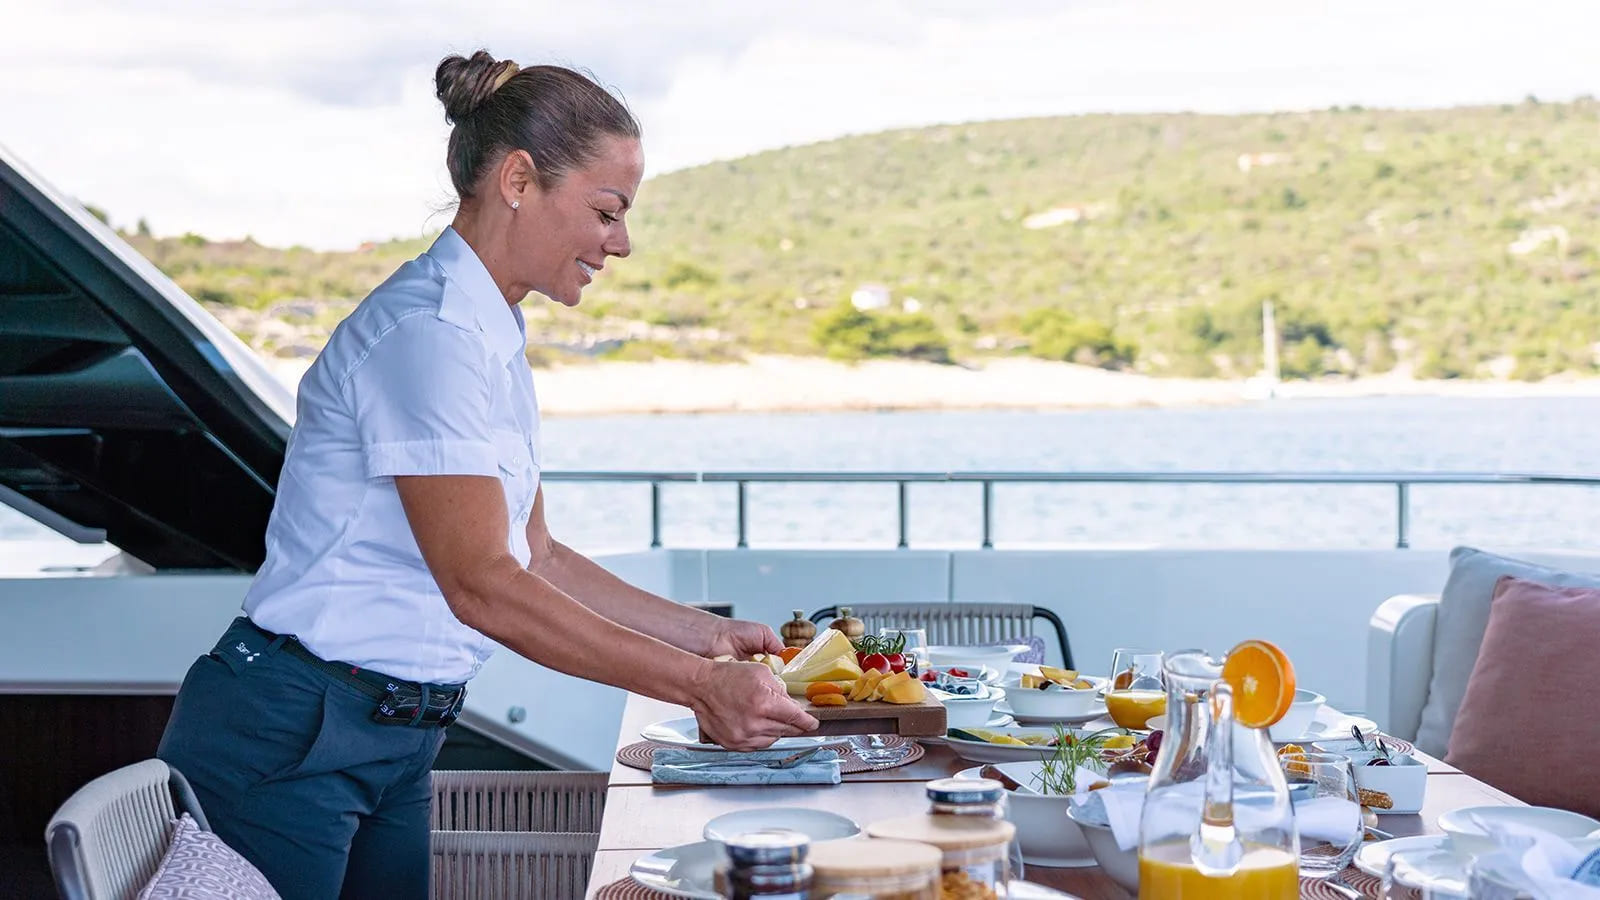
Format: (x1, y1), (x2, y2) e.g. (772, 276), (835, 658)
(1030, 726), (1123, 795)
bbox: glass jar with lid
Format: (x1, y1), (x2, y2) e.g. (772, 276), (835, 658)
(716, 830), (814, 899)
(808, 838), (942, 900)
(866, 778), (1016, 900)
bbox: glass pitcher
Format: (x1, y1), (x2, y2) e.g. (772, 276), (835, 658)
(1137, 649), (1298, 899)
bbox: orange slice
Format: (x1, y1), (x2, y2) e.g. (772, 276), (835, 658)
(1221, 639), (1297, 729)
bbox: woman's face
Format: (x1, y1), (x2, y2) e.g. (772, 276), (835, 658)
(509, 134), (643, 307)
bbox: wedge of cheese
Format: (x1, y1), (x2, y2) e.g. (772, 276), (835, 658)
(779, 628), (862, 693)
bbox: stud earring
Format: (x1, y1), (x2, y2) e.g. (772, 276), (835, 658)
(511, 200), (520, 210)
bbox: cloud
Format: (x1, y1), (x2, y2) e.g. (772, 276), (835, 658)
(2, 0), (1597, 248)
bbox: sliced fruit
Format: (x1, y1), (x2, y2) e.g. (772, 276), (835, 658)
(881, 671), (925, 704)
(1101, 734), (1136, 750)
(785, 679), (853, 697)
(1221, 638), (1297, 729)
(810, 693), (848, 707)
(1021, 673), (1045, 690)
(1040, 666), (1079, 684)
(778, 647), (803, 664)
(804, 681), (846, 700)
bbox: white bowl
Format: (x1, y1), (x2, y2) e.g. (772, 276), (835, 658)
(1338, 754), (1427, 814)
(1437, 806), (1600, 861)
(927, 644), (1032, 673)
(1267, 690), (1326, 741)
(1002, 675), (1107, 721)
(941, 685), (1006, 729)
(1065, 804), (1139, 891)
(954, 764), (1095, 868)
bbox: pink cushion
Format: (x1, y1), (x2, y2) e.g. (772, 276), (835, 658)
(1445, 576), (1600, 816)
(136, 813), (281, 900)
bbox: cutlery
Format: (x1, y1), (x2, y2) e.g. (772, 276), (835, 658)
(667, 747), (824, 771)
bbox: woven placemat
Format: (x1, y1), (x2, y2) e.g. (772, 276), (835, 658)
(615, 737), (924, 775)
(592, 877), (676, 900)
(1300, 867), (1387, 899)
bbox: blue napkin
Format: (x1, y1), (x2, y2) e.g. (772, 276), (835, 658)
(650, 747), (843, 786)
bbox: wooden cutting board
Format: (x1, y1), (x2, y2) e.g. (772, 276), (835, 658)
(803, 694), (947, 737)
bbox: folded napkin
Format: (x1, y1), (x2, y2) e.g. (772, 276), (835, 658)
(1293, 796), (1361, 846)
(1069, 778), (1149, 851)
(650, 747), (842, 786)
(1463, 819), (1600, 899)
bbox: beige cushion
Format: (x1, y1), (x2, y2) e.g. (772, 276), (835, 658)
(135, 814), (280, 900)
(1446, 577), (1600, 815)
(1414, 547), (1600, 757)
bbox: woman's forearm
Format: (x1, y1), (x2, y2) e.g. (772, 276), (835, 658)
(451, 554), (715, 706)
(531, 539), (721, 656)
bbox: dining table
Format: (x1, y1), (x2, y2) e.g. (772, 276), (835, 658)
(584, 693), (1525, 899)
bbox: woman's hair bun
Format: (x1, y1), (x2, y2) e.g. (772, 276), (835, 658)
(435, 50), (518, 125)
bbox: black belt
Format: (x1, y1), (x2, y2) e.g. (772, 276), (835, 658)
(244, 620), (466, 728)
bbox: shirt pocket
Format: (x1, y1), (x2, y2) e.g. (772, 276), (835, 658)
(493, 428), (536, 521)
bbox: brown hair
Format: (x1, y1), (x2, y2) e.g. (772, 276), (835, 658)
(434, 50), (640, 201)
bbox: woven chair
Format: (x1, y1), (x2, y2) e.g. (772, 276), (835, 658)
(809, 602), (1074, 669)
(430, 771), (607, 833)
(430, 830), (598, 900)
(45, 758), (210, 900)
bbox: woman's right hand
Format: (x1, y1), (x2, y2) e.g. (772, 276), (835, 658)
(691, 661), (819, 751)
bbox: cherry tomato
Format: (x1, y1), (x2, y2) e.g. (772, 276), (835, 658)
(920, 670), (937, 683)
(861, 653), (889, 673)
(948, 667), (970, 678)
(855, 651), (867, 666)
(884, 653), (905, 673)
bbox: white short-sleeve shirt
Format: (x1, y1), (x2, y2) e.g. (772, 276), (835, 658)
(244, 227), (539, 683)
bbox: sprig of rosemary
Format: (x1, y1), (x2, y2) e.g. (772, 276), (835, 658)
(1030, 726), (1123, 796)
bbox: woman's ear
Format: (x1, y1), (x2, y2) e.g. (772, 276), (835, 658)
(498, 150), (539, 209)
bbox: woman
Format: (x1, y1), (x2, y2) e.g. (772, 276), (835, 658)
(157, 50), (818, 900)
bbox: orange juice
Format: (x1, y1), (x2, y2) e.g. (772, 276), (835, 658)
(1105, 689), (1166, 729)
(1138, 840), (1298, 899)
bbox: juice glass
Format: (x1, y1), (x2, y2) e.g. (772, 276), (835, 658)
(1105, 648), (1166, 729)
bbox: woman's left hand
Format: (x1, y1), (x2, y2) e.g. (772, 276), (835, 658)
(705, 619), (784, 660)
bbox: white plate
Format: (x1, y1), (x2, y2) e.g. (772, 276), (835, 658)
(919, 712), (1015, 745)
(1271, 714), (1378, 745)
(641, 717), (834, 751)
(942, 726), (1079, 764)
(629, 841), (724, 899)
(1352, 834), (1467, 888)
(996, 698), (1109, 726)
(702, 807), (861, 843)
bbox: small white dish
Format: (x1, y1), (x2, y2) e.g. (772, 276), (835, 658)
(702, 807), (860, 844)
(1266, 690), (1326, 741)
(927, 644), (1031, 674)
(954, 764), (1095, 868)
(1353, 835), (1465, 890)
(1270, 713), (1378, 745)
(926, 664), (1003, 685)
(995, 698), (1108, 726)
(1438, 806), (1600, 861)
(1144, 714), (1167, 731)
(938, 684), (1006, 729)
(1348, 754), (1426, 814)
(641, 716), (832, 751)
(629, 840), (724, 899)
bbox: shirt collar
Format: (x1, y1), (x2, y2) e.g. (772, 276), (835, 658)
(427, 226), (527, 366)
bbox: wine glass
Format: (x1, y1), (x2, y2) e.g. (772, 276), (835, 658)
(880, 627), (928, 676)
(1280, 752), (1362, 880)
(1104, 648), (1165, 730)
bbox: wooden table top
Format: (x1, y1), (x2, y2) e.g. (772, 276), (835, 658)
(587, 694), (1521, 899)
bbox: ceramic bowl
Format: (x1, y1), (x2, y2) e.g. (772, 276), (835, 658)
(927, 644), (1031, 673)
(940, 684), (1006, 729)
(1345, 754), (1426, 813)
(1267, 689), (1326, 741)
(1438, 806), (1600, 861)
(1064, 804), (1139, 891)
(1001, 675), (1107, 721)
(955, 764), (1095, 868)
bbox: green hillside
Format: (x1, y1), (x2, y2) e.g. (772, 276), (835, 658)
(123, 99), (1600, 380)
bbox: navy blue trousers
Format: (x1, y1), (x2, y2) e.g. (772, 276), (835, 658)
(158, 619), (447, 900)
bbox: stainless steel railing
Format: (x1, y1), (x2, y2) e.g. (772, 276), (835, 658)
(539, 470), (1600, 550)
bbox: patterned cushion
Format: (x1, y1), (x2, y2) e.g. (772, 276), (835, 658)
(1004, 634), (1047, 665)
(136, 813), (281, 900)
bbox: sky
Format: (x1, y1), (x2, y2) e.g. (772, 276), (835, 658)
(3, 0), (1597, 250)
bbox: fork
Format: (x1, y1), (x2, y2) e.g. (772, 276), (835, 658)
(668, 747), (824, 770)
